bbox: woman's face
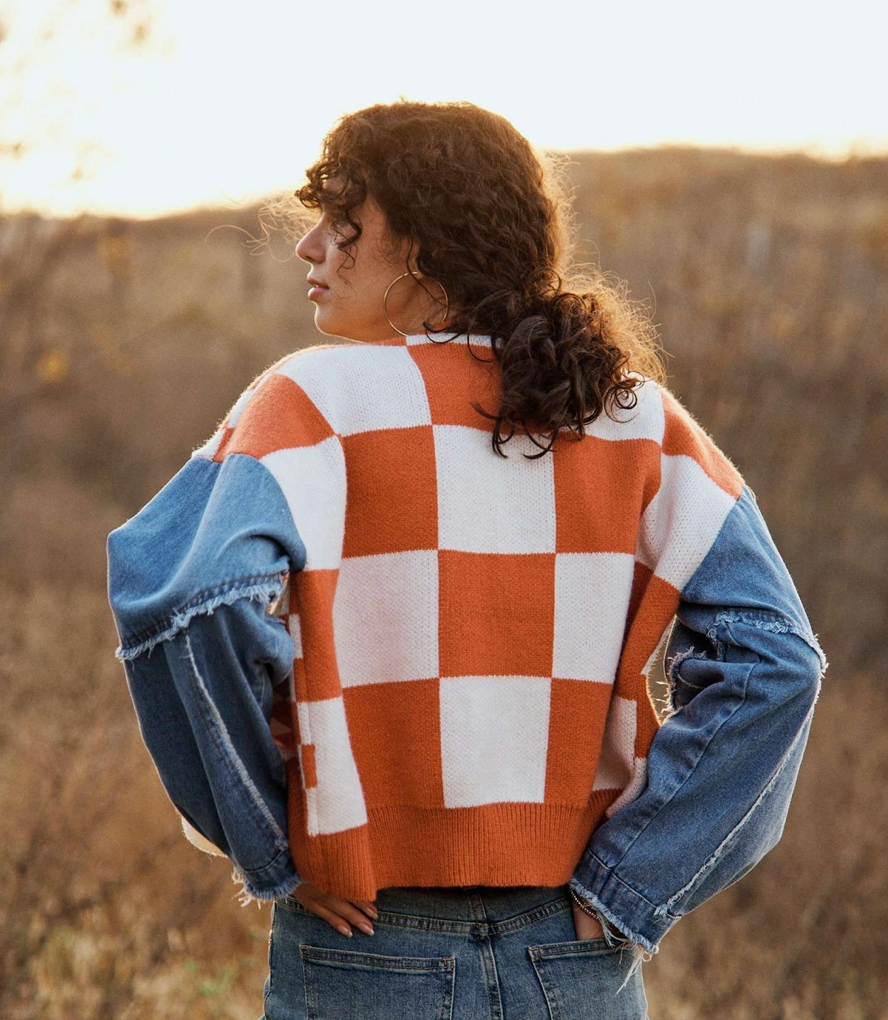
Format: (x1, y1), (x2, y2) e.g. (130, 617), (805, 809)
(295, 180), (447, 343)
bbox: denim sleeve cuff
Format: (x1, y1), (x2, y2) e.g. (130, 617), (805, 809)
(569, 859), (665, 954)
(233, 844), (302, 903)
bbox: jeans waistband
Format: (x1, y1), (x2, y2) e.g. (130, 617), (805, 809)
(371, 883), (571, 932)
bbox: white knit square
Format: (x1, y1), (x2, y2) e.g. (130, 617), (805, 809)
(553, 552), (636, 681)
(583, 378), (665, 443)
(275, 344), (433, 436)
(287, 613), (303, 659)
(604, 757), (648, 817)
(334, 549), (439, 687)
(638, 452), (738, 590)
(261, 436), (346, 572)
(592, 694), (637, 792)
(295, 696), (367, 836)
(191, 427), (225, 460)
(434, 424), (557, 553)
(440, 675), (551, 807)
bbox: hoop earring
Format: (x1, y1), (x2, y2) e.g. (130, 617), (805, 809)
(383, 271), (450, 338)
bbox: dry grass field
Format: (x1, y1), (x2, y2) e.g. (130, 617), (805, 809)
(1, 145), (886, 1019)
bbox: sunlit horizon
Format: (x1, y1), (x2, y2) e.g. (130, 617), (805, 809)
(2, 0), (886, 221)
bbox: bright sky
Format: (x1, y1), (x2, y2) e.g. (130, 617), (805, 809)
(1, 0), (886, 220)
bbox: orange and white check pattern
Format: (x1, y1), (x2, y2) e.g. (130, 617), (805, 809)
(194, 332), (744, 901)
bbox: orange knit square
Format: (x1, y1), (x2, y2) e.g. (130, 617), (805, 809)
(299, 743), (318, 789)
(545, 678), (614, 803)
(554, 435), (661, 554)
(344, 678), (444, 807)
(408, 342), (504, 431)
(342, 425), (439, 558)
(438, 549), (555, 678)
(220, 374), (336, 460)
(619, 570), (680, 681)
(292, 568), (342, 701)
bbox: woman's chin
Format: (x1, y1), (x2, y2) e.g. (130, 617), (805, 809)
(310, 307), (342, 338)
(311, 312), (383, 344)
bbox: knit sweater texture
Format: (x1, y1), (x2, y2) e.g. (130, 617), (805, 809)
(191, 332), (744, 903)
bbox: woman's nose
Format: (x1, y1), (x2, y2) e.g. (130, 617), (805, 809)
(296, 225), (323, 264)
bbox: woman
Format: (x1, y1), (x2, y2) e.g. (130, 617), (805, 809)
(107, 100), (827, 1019)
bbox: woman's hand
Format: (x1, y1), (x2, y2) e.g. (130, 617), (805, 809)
(571, 899), (605, 940)
(290, 879), (378, 937)
(291, 879), (604, 942)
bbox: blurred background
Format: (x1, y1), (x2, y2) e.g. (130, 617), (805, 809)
(1, 1), (886, 1017)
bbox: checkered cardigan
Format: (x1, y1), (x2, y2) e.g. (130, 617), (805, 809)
(192, 332), (744, 902)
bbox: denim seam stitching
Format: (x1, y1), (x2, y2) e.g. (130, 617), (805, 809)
(236, 844), (294, 879)
(181, 629), (289, 856)
(597, 658), (755, 869)
(583, 856), (661, 911)
(655, 676), (822, 916)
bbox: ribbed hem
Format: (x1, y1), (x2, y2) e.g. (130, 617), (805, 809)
(287, 792), (617, 904)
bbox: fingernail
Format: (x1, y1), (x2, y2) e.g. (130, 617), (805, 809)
(358, 922), (375, 935)
(366, 907), (379, 919)
(338, 926), (352, 937)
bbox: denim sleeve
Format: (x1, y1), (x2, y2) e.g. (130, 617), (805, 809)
(123, 596), (302, 900)
(569, 484), (828, 953)
(107, 451), (310, 900)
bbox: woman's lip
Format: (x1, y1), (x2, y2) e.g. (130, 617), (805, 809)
(308, 285), (329, 299)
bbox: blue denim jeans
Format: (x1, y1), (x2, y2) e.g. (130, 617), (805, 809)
(261, 883), (648, 1020)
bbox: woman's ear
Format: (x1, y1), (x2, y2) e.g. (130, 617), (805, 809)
(399, 233), (424, 278)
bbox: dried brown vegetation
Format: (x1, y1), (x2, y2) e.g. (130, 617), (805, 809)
(1, 145), (886, 1019)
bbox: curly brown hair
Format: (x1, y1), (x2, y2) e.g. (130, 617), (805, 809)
(267, 99), (665, 459)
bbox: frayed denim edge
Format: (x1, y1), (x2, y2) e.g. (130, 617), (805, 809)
(230, 856), (301, 907)
(567, 877), (659, 956)
(114, 577), (286, 661)
(712, 610), (830, 677)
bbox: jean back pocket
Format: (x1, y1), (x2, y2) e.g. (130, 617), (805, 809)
(300, 944), (456, 1020)
(528, 938), (647, 1020)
